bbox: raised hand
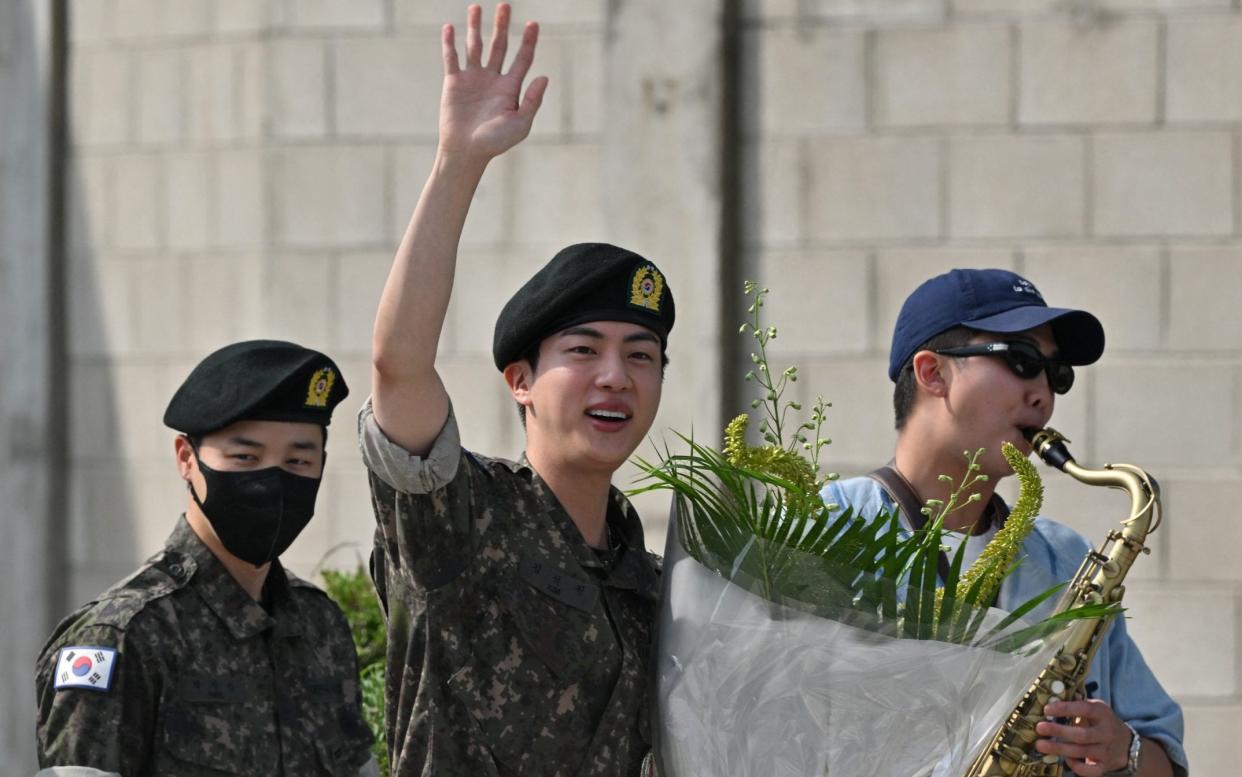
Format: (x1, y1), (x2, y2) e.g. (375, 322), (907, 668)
(439, 3), (548, 161)
(371, 3), (548, 457)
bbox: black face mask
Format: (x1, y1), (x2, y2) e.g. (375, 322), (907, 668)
(188, 451), (321, 567)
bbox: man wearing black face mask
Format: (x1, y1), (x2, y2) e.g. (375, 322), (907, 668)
(34, 340), (378, 777)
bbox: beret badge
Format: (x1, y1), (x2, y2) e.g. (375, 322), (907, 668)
(305, 366), (337, 408)
(629, 264), (665, 313)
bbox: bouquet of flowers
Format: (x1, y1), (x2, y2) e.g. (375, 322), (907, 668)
(634, 284), (1114, 777)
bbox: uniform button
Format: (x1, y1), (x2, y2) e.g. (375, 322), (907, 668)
(169, 563), (183, 577)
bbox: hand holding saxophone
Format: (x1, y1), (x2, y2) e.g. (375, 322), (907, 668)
(1034, 699), (1132, 776)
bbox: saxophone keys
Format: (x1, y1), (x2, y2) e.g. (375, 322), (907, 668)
(1003, 745), (1028, 764)
(1109, 585), (1126, 602)
(1049, 680), (1066, 695)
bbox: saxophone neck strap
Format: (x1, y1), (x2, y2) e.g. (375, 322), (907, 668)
(866, 463), (1010, 586)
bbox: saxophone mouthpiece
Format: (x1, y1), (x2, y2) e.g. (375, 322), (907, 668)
(1025, 426), (1076, 472)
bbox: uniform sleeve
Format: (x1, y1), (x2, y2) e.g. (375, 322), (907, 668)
(359, 396), (485, 588)
(35, 621), (159, 775)
(340, 628), (379, 772)
(357, 396), (461, 495)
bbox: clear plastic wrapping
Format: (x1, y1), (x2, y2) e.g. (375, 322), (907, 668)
(652, 514), (1070, 777)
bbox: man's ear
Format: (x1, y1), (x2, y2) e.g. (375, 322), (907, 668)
(503, 360), (534, 409)
(173, 435), (196, 480)
(911, 350), (950, 398)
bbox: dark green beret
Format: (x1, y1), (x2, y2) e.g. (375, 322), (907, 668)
(164, 340), (349, 435)
(492, 243), (676, 370)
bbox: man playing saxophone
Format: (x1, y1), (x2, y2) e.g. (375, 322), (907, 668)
(821, 269), (1186, 777)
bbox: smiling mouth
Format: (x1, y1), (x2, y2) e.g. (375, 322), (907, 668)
(586, 409), (631, 422)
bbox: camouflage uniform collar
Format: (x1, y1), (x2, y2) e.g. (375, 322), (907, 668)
(166, 516), (303, 640)
(514, 454), (660, 597)
(607, 488), (649, 552)
(261, 562), (305, 638)
(604, 489), (661, 599)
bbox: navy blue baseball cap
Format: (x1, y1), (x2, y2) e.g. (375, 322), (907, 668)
(888, 269), (1105, 381)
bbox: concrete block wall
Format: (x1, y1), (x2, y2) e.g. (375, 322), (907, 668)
(741, 3), (1240, 769)
(60, 0), (620, 604)
(31, 0), (1234, 771)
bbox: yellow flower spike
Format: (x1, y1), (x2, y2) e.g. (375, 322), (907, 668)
(935, 441), (1043, 624)
(720, 413), (823, 515)
(723, 414), (750, 467)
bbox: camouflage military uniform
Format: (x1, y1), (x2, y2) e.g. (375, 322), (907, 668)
(359, 399), (661, 777)
(35, 517), (374, 777)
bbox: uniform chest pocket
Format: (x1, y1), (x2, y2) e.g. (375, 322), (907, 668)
(305, 676), (373, 777)
(448, 564), (617, 774)
(510, 559), (605, 672)
(315, 735), (368, 777)
(160, 675), (279, 776)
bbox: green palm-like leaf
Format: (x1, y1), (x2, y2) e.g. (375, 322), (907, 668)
(634, 431), (1113, 649)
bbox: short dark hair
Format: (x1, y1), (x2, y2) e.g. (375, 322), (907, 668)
(514, 343), (670, 427)
(515, 343), (543, 427)
(892, 326), (976, 431)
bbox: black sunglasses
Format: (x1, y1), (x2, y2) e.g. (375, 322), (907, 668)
(933, 341), (1075, 394)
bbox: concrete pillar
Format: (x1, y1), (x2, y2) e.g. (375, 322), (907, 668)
(0, 0), (59, 772)
(603, 0), (728, 540)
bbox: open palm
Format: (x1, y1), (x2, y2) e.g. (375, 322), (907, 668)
(439, 4), (547, 159)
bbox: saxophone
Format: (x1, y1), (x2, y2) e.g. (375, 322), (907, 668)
(962, 427), (1162, 777)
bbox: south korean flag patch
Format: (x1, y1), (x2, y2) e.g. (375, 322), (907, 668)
(53, 646), (117, 692)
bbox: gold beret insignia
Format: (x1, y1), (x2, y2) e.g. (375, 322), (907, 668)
(305, 367), (337, 408)
(629, 265), (665, 313)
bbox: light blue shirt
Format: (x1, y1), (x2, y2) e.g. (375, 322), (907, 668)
(822, 476), (1188, 776)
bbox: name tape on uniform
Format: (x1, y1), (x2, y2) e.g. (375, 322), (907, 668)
(519, 558), (600, 613)
(54, 646), (117, 692)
